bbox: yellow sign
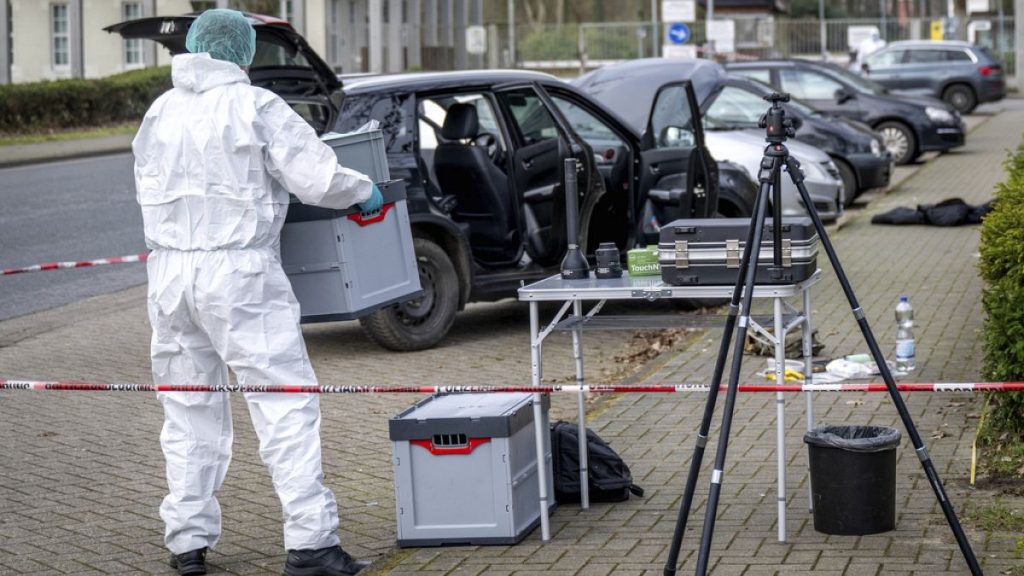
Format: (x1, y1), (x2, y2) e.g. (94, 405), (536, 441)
(930, 20), (944, 40)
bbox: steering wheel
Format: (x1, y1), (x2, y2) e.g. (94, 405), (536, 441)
(473, 132), (500, 163)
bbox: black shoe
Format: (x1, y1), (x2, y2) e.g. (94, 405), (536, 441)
(283, 546), (370, 576)
(168, 547), (207, 575)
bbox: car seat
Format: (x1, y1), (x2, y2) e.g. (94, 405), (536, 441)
(434, 103), (517, 262)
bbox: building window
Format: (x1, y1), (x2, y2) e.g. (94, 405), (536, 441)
(122, 2), (143, 66)
(51, 3), (69, 69)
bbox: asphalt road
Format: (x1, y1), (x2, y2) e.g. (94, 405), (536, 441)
(0, 153), (147, 322)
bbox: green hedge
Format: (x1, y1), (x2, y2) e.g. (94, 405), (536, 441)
(0, 66), (171, 135)
(980, 143), (1024, 436)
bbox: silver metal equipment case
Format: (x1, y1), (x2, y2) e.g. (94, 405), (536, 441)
(281, 180), (421, 322)
(389, 393), (554, 547)
(658, 217), (818, 286)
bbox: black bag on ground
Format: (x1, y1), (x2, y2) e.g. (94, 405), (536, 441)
(550, 420), (644, 503)
(871, 206), (925, 225)
(921, 198), (970, 226)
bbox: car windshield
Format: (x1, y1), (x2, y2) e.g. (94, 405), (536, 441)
(251, 34), (315, 70)
(737, 81), (820, 118)
(786, 97), (817, 117)
(817, 65), (887, 95)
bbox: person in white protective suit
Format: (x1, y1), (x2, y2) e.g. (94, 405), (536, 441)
(854, 30), (887, 72)
(132, 9), (380, 576)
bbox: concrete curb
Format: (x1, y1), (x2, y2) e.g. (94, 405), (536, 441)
(0, 134), (134, 168)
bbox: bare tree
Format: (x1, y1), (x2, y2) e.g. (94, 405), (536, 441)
(523, 0), (547, 31)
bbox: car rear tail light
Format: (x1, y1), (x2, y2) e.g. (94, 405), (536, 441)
(979, 65), (1000, 76)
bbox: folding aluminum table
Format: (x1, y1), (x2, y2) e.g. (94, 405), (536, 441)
(517, 270), (822, 542)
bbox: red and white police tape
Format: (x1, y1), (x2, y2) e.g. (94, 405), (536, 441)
(1, 253), (149, 276)
(1, 378), (1023, 394)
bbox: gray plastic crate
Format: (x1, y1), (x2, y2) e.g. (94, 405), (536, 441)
(322, 129), (390, 183)
(389, 393), (555, 547)
(281, 180), (421, 322)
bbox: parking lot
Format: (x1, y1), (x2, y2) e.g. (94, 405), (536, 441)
(1, 94), (1022, 576)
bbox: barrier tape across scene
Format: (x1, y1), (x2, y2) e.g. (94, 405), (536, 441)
(2, 379), (1022, 394)
(4, 253), (1022, 395)
(1, 253), (149, 276)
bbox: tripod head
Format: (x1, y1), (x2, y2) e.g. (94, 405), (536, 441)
(758, 92), (796, 144)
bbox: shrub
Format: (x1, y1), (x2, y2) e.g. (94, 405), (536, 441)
(518, 27), (579, 62)
(0, 66), (171, 135)
(980, 143), (1024, 436)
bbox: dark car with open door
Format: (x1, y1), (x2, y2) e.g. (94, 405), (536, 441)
(109, 12), (753, 351)
(727, 59), (965, 165)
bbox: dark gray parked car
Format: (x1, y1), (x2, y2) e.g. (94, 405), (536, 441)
(727, 59), (965, 165)
(861, 40), (1006, 114)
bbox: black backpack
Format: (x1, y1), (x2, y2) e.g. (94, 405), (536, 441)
(550, 420), (644, 503)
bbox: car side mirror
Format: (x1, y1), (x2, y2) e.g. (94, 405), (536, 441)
(660, 125), (693, 148)
(834, 88), (854, 104)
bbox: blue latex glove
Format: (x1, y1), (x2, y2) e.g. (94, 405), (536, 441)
(358, 184), (383, 213)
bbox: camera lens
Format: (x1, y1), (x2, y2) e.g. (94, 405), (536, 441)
(595, 242), (623, 279)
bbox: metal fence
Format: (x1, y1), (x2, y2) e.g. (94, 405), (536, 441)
(339, 17), (1016, 77)
(777, 17), (1014, 63)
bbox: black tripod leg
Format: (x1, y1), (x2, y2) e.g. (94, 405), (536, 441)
(693, 158), (778, 576)
(663, 179), (770, 576)
(784, 156), (983, 575)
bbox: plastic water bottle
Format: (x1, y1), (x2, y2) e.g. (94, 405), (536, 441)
(895, 296), (916, 371)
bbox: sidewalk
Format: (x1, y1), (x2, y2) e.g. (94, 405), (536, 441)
(0, 102), (1021, 576)
(0, 134), (133, 168)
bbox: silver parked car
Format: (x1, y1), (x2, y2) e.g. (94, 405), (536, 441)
(860, 40), (1006, 114)
(704, 129), (844, 222)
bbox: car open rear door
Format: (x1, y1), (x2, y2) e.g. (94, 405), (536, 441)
(494, 83), (593, 266)
(637, 81), (716, 245)
(105, 15), (342, 133)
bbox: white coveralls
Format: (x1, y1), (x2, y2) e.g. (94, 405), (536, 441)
(133, 53), (372, 554)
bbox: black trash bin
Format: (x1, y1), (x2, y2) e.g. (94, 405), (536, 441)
(804, 424), (902, 535)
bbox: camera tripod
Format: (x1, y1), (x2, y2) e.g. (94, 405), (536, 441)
(662, 93), (982, 576)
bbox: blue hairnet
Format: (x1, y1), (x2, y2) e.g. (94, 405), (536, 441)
(185, 9), (256, 67)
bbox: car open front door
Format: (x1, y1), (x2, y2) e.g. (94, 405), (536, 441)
(494, 84), (592, 266)
(638, 81), (716, 245)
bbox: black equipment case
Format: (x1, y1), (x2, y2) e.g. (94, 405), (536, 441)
(658, 218), (818, 286)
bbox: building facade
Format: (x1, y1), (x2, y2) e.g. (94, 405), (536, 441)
(1, 0), (192, 84)
(0, 0), (486, 84)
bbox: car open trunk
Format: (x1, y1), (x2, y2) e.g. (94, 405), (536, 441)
(105, 13), (342, 132)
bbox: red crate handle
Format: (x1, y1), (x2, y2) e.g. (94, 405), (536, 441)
(347, 203), (394, 227)
(410, 437), (491, 456)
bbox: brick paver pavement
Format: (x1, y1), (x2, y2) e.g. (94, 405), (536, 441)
(0, 258), (690, 573)
(2, 102), (1022, 575)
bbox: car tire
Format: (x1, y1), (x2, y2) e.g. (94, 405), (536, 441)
(716, 197), (753, 218)
(834, 158), (858, 208)
(942, 83), (977, 114)
(359, 237), (459, 352)
(876, 121), (917, 165)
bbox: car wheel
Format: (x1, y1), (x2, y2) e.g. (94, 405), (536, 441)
(834, 158), (858, 208)
(716, 197), (752, 218)
(359, 237), (459, 351)
(876, 121), (917, 165)
(942, 84), (977, 114)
